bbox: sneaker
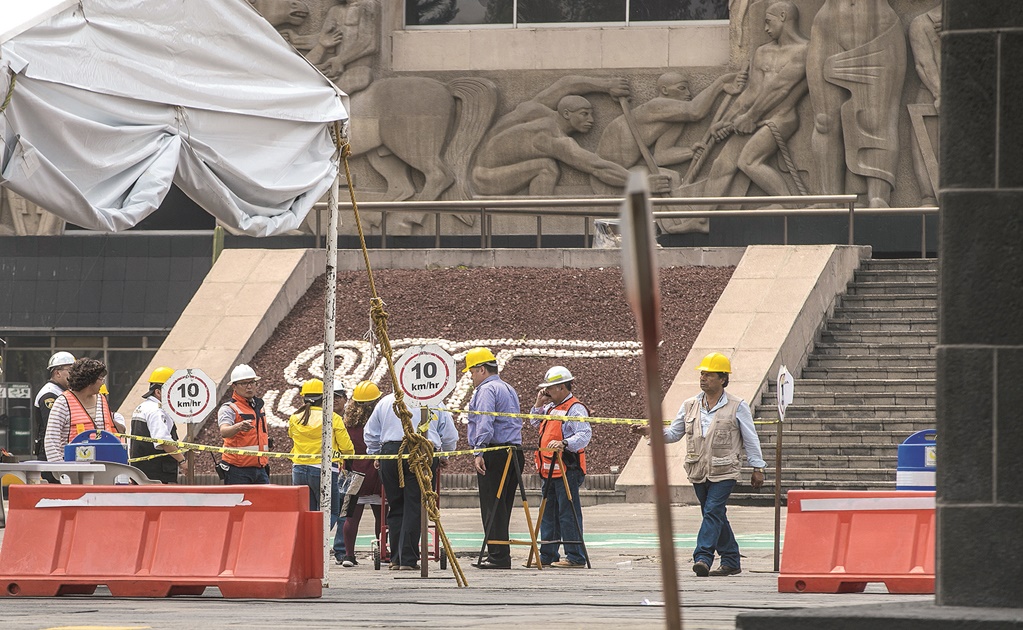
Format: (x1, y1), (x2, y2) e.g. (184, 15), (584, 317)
(342, 556), (357, 568)
(709, 565), (741, 576)
(551, 560), (586, 568)
(693, 561), (710, 577)
(398, 564), (420, 571)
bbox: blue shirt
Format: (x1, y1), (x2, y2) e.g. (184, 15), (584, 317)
(530, 399), (592, 452)
(365, 393), (460, 455)
(466, 374), (521, 448)
(664, 391), (766, 469)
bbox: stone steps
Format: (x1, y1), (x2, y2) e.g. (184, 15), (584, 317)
(846, 281), (938, 295)
(764, 378), (934, 393)
(838, 294), (936, 308)
(827, 318), (936, 332)
(820, 330), (937, 344)
(801, 365), (936, 379)
(807, 354), (934, 368)
(813, 342), (936, 356)
(760, 391), (935, 406)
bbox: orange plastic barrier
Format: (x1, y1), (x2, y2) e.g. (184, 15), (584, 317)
(0, 485), (322, 598)
(779, 490), (935, 594)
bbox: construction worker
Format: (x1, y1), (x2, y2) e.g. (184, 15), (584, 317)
(44, 358), (116, 461)
(217, 364), (270, 484)
(364, 391), (458, 570)
(288, 378), (355, 562)
(339, 380), (385, 567)
(33, 351), (74, 475)
(632, 352), (766, 576)
(129, 367), (187, 483)
(463, 346), (522, 570)
(530, 365), (592, 568)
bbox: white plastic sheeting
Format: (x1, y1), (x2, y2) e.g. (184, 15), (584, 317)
(0, 0), (348, 236)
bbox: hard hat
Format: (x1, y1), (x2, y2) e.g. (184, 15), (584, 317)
(230, 364), (260, 384)
(149, 367), (174, 384)
(462, 347), (497, 373)
(47, 351), (76, 370)
(300, 379), (324, 397)
(696, 352), (732, 374)
(538, 365), (574, 389)
(352, 381), (381, 402)
(99, 384), (109, 395)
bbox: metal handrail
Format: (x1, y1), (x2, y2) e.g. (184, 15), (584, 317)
(311, 195), (939, 257)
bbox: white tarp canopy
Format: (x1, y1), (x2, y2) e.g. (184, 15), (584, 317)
(0, 0), (349, 236)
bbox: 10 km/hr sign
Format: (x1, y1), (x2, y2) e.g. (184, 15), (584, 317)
(395, 344), (456, 407)
(164, 368), (217, 424)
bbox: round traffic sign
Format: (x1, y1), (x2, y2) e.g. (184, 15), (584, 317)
(394, 344), (456, 406)
(164, 368), (217, 424)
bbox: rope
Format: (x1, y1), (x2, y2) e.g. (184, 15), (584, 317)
(0, 72), (16, 115)
(337, 126), (468, 587)
(761, 119), (808, 195)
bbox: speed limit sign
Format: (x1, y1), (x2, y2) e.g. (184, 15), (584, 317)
(164, 368), (217, 424)
(395, 344), (456, 407)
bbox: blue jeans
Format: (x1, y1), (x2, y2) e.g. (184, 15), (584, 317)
(539, 468), (586, 565)
(223, 464), (269, 485)
(693, 478), (739, 569)
(293, 465), (346, 560)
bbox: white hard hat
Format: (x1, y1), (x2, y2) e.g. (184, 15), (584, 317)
(47, 351), (76, 370)
(229, 364), (260, 384)
(538, 365), (574, 389)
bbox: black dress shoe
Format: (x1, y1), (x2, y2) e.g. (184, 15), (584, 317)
(475, 559), (511, 570)
(692, 561), (710, 577)
(709, 565), (741, 576)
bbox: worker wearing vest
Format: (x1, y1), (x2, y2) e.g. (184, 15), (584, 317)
(34, 351), (75, 465)
(632, 352), (766, 577)
(217, 364), (270, 484)
(44, 358), (116, 462)
(531, 365), (592, 569)
(130, 367), (187, 483)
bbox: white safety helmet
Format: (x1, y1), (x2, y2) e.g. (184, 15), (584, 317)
(47, 351), (76, 371)
(538, 365), (574, 389)
(229, 364), (260, 384)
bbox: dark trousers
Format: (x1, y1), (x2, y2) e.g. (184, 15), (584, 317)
(379, 441), (422, 568)
(477, 447), (524, 564)
(223, 463), (269, 485)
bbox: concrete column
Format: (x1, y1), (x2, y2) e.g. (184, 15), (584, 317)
(937, 1), (1023, 609)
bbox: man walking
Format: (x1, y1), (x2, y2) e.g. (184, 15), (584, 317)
(530, 366), (591, 568)
(218, 364), (270, 485)
(464, 347), (522, 570)
(633, 352), (765, 576)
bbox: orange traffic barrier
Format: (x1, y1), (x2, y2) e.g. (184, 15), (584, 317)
(0, 485), (322, 598)
(779, 490), (935, 594)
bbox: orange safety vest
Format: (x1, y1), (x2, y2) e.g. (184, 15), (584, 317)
(222, 393), (269, 468)
(64, 391), (117, 442)
(535, 395), (588, 478)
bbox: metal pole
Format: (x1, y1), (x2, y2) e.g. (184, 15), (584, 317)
(480, 208), (486, 248)
(783, 216), (789, 246)
(381, 211), (388, 250)
(848, 201), (855, 245)
(320, 152), (341, 587)
(421, 406), (430, 579)
(584, 216), (591, 248)
(536, 216), (542, 249)
(316, 206), (322, 250)
(435, 213), (442, 249)
(773, 420), (783, 572)
(921, 213), (927, 259)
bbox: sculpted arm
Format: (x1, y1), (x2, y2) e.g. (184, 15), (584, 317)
(910, 16), (941, 103)
(683, 72), (739, 121)
(548, 137), (630, 186)
(532, 76), (630, 109)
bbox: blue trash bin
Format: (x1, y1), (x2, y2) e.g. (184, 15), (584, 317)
(896, 429), (936, 490)
(64, 430), (129, 465)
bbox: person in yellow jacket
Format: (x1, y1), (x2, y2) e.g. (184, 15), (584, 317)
(289, 378), (355, 561)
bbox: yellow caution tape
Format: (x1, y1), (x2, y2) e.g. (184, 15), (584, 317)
(432, 407), (664, 426)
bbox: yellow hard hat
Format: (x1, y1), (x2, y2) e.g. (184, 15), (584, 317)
(99, 384), (109, 395)
(462, 347), (497, 373)
(300, 379), (324, 397)
(149, 367), (174, 384)
(352, 381), (382, 402)
(696, 352), (732, 374)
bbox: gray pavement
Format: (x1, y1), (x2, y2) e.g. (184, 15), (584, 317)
(0, 500), (932, 629)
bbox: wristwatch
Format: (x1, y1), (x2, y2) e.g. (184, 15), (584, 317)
(753, 467), (764, 473)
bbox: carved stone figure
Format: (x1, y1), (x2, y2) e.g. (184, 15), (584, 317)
(908, 3), (941, 206)
(247, 0), (311, 28)
(806, 0), (906, 207)
(471, 77), (671, 197)
(591, 71), (740, 195)
(0, 190), (65, 236)
(692, 1), (809, 210)
(303, 0), (380, 96)
(347, 76), (497, 232)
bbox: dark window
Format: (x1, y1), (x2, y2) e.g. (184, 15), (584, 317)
(631, 0), (728, 21)
(405, 0), (727, 25)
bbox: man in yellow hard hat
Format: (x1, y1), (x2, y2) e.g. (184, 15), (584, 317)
(129, 367), (187, 483)
(463, 346), (522, 570)
(632, 352), (765, 577)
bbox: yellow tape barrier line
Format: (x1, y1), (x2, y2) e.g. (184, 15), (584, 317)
(431, 407), (663, 426)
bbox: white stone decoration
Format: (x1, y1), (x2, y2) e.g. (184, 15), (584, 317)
(263, 338), (641, 427)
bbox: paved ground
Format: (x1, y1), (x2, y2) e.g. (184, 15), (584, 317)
(0, 500), (932, 629)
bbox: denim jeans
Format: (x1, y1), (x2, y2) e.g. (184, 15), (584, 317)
(539, 468), (586, 565)
(293, 465), (346, 559)
(223, 464), (269, 485)
(692, 478), (739, 569)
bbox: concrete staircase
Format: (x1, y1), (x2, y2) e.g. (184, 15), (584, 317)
(740, 258), (937, 503)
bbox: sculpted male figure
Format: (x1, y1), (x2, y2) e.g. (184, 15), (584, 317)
(807, 0), (906, 207)
(304, 0), (379, 95)
(695, 1), (809, 208)
(591, 72), (740, 195)
(472, 76), (671, 196)
(909, 3), (942, 205)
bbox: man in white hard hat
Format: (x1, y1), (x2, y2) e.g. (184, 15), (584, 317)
(130, 367), (187, 483)
(530, 365), (592, 568)
(217, 364), (270, 484)
(632, 352), (766, 577)
(33, 352), (75, 472)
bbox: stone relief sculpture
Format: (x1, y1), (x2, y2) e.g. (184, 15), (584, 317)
(248, 0), (311, 28)
(806, 0), (906, 207)
(908, 3), (941, 206)
(302, 0), (380, 96)
(0, 190), (66, 236)
(471, 77), (671, 197)
(691, 1), (810, 211)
